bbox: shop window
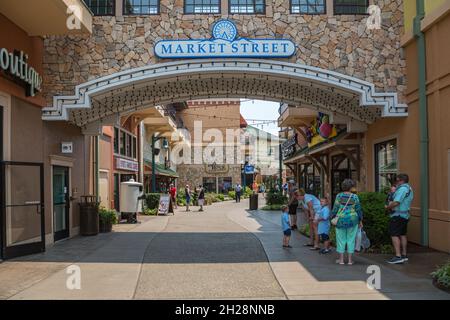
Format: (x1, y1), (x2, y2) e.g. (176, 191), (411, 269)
(374, 139), (398, 192)
(184, 0), (220, 14)
(123, 0), (159, 15)
(229, 0), (265, 14)
(203, 177), (216, 193)
(83, 0), (115, 16)
(132, 137), (137, 159)
(334, 0), (368, 15)
(115, 127), (137, 160)
(126, 135), (132, 158)
(218, 177), (232, 194)
(114, 127), (119, 154)
(299, 163), (322, 197)
(291, 0), (326, 14)
(120, 131), (126, 156)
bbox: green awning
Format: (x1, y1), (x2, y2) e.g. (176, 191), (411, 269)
(144, 160), (179, 178)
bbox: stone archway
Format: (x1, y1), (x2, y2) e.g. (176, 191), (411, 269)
(42, 58), (407, 129)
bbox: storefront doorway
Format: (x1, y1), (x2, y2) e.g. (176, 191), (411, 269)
(331, 155), (357, 201)
(1, 161), (45, 259)
(53, 166), (70, 241)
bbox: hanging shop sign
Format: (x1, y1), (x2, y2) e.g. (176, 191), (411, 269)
(244, 164), (255, 175)
(205, 163), (229, 174)
(0, 48), (43, 97)
(305, 113), (338, 148)
(115, 157), (139, 172)
(282, 133), (298, 159)
(155, 19), (296, 59)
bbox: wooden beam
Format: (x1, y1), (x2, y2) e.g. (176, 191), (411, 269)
(335, 145), (361, 180)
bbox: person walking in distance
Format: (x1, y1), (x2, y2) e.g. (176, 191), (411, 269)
(184, 184), (191, 212)
(198, 185), (205, 212)
(385, 174), (414, 264)
(169, 183), (177, 209)
(235, 183), (242, 203)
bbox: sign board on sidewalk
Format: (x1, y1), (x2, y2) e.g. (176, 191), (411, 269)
(158, 194), (174, 215)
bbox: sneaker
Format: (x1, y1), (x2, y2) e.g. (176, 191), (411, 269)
(387, 256), (405, 264)
(402, 255), (409, 262)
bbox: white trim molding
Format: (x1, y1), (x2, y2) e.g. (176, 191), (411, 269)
(42, 59), (408, 128)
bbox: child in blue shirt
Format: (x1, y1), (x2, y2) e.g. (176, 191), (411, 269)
(281, 205), (292, 249)
(315, 197), (331, 254)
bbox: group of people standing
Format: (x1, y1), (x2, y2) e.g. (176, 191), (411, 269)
(169, 183), (205, 212)
(281, 173), (414, 265)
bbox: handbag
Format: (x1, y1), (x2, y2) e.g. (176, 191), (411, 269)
(331, 194), (353, 226)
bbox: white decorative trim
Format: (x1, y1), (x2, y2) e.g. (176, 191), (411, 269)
(42, 59), (408, 126)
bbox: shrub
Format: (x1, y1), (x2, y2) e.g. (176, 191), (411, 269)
(145, 193), (161, 210)
(205, 193), (218, 205)
(216, 193), (225, 201)
(99, 207), (118, 225)
(143, 208), (157, 216)
(265, 191), (288, 206)
(176, 189), (186, 205)
(228, 190), (236, 199)
(261, 204), (285, 211)
(358, 192), (391, 247)
(243, 186), (252, 198)
(431, 261), (450, 289)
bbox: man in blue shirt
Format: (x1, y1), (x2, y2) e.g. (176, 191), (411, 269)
(385, 174), (414, 264)
(281, 205), (292, 248)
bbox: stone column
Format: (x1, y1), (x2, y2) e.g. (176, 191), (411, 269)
(116, 0), (123, 16)
(326, 0), (333, 17)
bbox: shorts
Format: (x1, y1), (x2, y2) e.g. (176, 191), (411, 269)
(389, 216), (409, 237)
(288, 205), (298, 215)
(198, 199), (204, 206)
(283, 229), (292, 236)
(319, 234), (330, 242)
(186, 197), (191, 204)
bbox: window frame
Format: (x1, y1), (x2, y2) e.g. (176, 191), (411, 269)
(289, 0), (327, 15)
(228, 0), (266, 15)
(114, 126), (138, 161)
(333, 0), (369, 15)
(184, 0), (222, 14)
(83, 0), (116, 16)
(122, 0), (160, 15)
(374, 138), (398, 192)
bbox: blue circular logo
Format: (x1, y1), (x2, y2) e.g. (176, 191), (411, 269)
(212, 20), (238, 41)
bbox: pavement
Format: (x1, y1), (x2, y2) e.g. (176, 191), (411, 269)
(0, 197), (448, 300)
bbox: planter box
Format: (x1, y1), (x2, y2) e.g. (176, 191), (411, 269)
(99, 221), (112, 233)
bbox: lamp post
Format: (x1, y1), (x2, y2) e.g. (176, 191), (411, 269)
(151, 134), (168, 193)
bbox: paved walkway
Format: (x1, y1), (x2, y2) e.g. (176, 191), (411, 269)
(0, 199), (448, 300)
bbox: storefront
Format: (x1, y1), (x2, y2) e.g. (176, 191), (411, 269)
(143, 161), (178, 194)
(0, 1), (92, 259)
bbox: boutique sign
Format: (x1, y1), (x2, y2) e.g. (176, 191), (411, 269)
(154, 20), (296, 59)
(0, 48), (42, 97)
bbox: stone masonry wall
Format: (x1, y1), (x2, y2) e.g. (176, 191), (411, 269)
(43, 0), (406, 104)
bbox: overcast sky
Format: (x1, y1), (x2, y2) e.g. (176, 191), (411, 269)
(240, 99), (281, 136)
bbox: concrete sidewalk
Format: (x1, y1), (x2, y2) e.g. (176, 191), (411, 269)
(227, 204), (449, 300)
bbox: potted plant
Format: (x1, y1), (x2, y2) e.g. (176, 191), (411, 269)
(99, 207), (118, 233)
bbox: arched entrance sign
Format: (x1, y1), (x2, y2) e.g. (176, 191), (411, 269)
(42, 59), (407, 128)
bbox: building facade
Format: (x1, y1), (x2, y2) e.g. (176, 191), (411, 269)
(0, 0), (93, 259)
(5, 0), (449, 259)
(176, 99), (242, 193)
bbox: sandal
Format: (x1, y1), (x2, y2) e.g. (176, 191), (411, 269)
(335, 260), (345, 265)
(347, 262), (354, 265)
(303, 243), (314, 247)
